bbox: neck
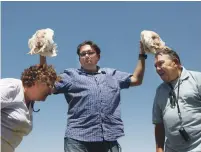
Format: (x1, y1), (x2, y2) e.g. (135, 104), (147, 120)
(82, 66), (98, 73)
(170, 67), (182, 82)
(24, 86), (32, 103)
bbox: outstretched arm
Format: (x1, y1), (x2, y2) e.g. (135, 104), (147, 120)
(130, 41), (146, 86)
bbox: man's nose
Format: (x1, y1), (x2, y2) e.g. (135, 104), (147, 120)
(85, 53), (90, 57)
(156, 66), (161, 71)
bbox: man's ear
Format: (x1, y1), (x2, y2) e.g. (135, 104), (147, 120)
(173, 58), (180, 67)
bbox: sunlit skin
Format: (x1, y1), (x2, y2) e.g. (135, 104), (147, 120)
(79, 44), (100, 72)
(154, 54), (182, 82)
(24, 82), (53, 102)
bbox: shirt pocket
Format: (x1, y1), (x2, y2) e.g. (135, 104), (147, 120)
(103, 75), (119, 90)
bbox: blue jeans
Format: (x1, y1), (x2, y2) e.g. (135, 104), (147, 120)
(64, 137), (121, 152)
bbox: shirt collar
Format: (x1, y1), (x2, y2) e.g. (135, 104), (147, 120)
(78, 66), (106, 75)
(179, 67), (190, 81)
(169, 66), (190, 88)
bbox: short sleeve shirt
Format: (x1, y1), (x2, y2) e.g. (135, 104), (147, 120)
(54, 67), (132, 142)
(152, 67), (201, 152)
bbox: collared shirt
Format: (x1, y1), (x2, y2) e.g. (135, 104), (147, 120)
(0, 78), (33, 150)
(152, 67), (201, 152)
(54, 67), (132, 142)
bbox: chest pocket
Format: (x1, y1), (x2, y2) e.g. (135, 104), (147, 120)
(103, 74), (119, 90)
(181, 73), (201, 107)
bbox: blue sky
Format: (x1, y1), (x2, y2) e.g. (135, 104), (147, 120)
(1, 1), (201, 152)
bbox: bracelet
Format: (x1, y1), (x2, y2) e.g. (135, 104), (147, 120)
(139, 54), (147, 59)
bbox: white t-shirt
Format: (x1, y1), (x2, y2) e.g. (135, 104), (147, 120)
(0, 78), (33, 151)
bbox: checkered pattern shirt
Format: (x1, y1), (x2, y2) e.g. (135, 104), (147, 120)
(54, 67), (132, 142)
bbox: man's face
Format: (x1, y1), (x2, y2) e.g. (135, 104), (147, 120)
(32, 82), (53, 101)
(79, 44), (100, 69)
(154, 54), (179, 82)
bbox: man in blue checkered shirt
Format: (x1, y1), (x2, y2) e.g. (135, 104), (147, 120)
(42, 40), (147, 152)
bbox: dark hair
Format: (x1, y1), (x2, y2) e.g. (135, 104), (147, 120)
(21, 64), (59, 88)
(77, 40), (101, 55)
(155, 47), (181, 65)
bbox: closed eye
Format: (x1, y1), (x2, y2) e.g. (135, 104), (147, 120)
(154, 60), (164, 68)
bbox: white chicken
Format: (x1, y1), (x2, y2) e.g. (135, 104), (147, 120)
(28, 28), (57, 57)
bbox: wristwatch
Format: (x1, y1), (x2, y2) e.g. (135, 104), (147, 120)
(139, 54), (147, 59)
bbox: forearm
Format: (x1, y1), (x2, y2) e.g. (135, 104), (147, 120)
(155, 124), (165, 152)
(156, 148), (164, 152)
(130, 57), (145, 86)
(130, 41), (146, 86)
(40, 55), (47, 65)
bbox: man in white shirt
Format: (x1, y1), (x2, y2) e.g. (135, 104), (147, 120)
(1, 64), (59, 152)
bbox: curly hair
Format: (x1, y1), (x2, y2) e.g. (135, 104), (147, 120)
(21, 64), (59, 88)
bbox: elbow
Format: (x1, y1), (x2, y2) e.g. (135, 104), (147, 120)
(131, 79), (143, 86)
(131, 76), (143, 86)
(135, 80), (142, 86)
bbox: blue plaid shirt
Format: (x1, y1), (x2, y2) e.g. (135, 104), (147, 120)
(54, 67), (132, 142)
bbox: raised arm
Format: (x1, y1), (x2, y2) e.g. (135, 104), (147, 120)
(130, 41), (146, 86)
(155, 123), (165, 152)
(40, 55), (47, 65)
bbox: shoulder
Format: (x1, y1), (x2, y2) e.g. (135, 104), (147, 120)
(187, 69), (201, 83)
(59, 68), (78, 76)
(100, 67), (119, 75)
(188, 70), (201, 77)
(56, 68), (80, 83)
(101, 67), (116, 71)
(0, 78), (22, 87)
(0, 78), (22, 96)
(62, 68), (80, 74)
(155, 82), (167, 97)
(63, 68), (77, 73)
(156, 82), (166, 91)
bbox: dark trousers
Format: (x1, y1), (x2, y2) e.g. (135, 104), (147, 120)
(64, 137), (121, 152)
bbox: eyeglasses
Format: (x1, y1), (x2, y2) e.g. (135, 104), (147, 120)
(79, 51), (96, 57)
